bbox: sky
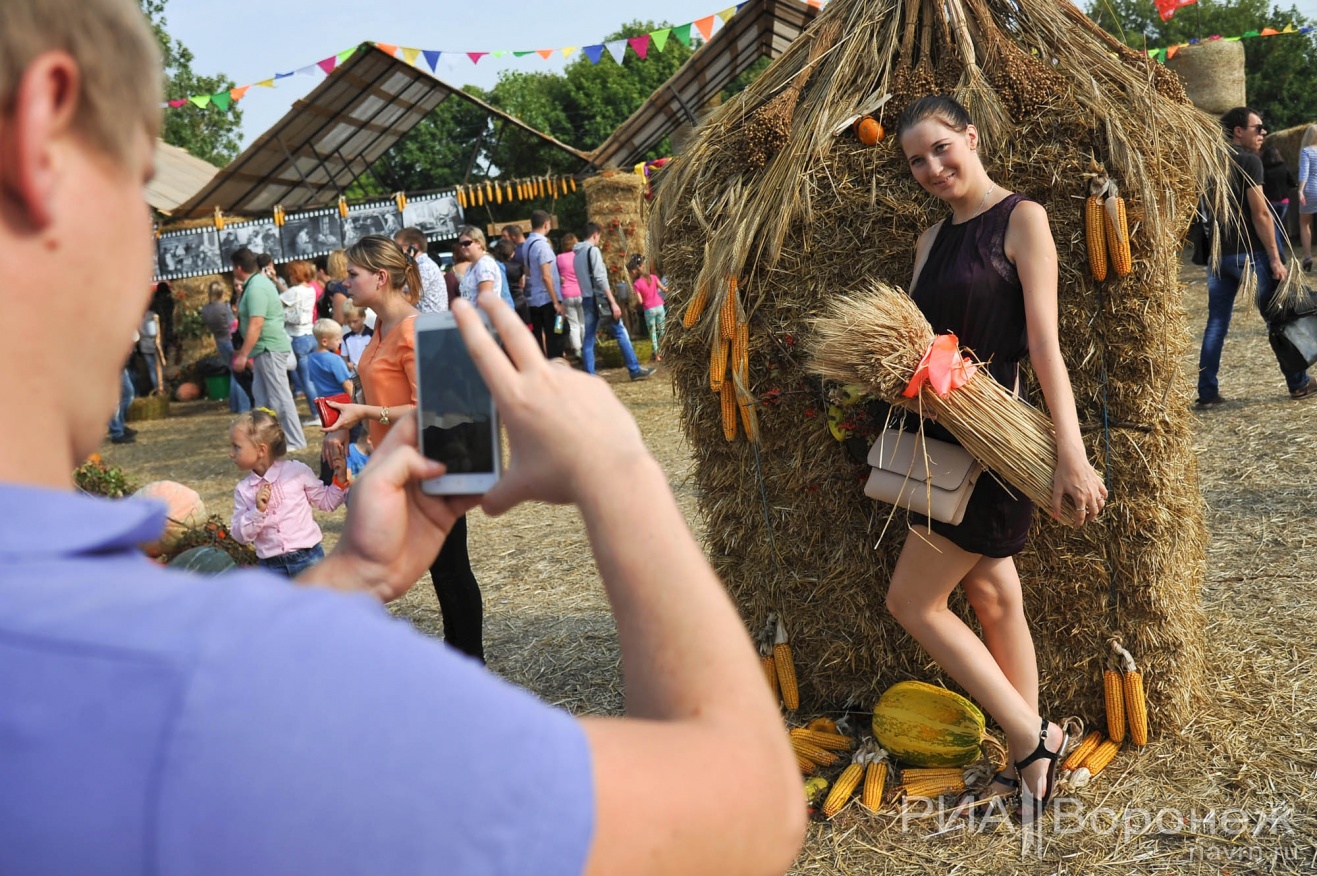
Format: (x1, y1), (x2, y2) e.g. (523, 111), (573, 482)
(161, 0), (1317, 152)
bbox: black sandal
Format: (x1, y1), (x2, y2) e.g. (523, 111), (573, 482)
(1015, 719), (1065, 824)
(952, 771), (1019, 818)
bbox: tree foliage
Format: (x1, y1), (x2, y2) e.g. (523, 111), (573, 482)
(142, 0), (243, 166)
(1087, 0), (1317, 129)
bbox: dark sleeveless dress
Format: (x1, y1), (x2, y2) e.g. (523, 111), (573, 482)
(906, 193), (1034, 558)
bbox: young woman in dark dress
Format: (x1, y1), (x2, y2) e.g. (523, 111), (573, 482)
(889, 97), (1108, 821)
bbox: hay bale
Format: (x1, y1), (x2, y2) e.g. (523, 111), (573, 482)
(583, 172), (646, 284)
(1165, 40), (1246, 116)
(127, 394), (170, 422)
(650, 0), (1234, 733)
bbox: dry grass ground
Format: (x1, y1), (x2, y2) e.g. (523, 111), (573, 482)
(100, 260), (1317, 873)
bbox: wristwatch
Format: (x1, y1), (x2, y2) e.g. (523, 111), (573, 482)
(379, 406), (390, 425)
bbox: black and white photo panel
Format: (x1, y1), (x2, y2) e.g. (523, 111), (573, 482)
(402, 193), (463, 242)
(342, 201), (403, 247)
(156, 227), (222, 281)
(280, 209), (344, 259)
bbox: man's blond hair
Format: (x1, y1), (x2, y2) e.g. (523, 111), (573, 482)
(0, 0), (162, 164)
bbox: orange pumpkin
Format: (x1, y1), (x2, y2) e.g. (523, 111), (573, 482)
(854, 116), (884, 146)
(175, 382), (201, 401)
(133, 481), (206, 556)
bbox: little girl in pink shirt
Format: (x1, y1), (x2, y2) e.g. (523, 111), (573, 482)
(230, 408), (346, 577)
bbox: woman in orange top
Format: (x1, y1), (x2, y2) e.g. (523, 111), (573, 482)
(324, 235), (486, 661)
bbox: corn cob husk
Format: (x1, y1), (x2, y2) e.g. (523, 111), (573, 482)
(791, 737), (840, 767)
(788, 728), (855, 751)
(1103, 182), (1132, 277)
(773, 618), (799, 710)
(1062, 730), (1104, 771)
(823, 762), (864, 818)
(1104, 669), (1126, 743)
(1086, 193), (1108, 281)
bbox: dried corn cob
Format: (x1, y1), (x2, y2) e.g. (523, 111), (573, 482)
(570, 177), (577, 192)
(1103, 183), (1132, 277)
(710, 338), (729, 393)
(761, 650), (779, 702)
(718, 281), (738, 341)
(823, 761), (864, 818)
(720, 379), (738, 441)
(1081, 738), (1121, 776)
(773, 618), (799, 710)
(900, 767), (966, 782)
(732, 318), (749, 378)
(1112, 639), (1147, 746)
(796, 752), (818, 775)
(788, 728), (855, 752)
(1104, 669), (1126, 744)
(790, 737), (840, 767)
(737, 389), (759, 443)
(683, 282), (710, 328)
(902, 774), (966, 798)
(862, 757), (888, 810)
(1062, 730), (1103, 771)
(1086, 194), (1108, 281)
(495, 183), (503, 205)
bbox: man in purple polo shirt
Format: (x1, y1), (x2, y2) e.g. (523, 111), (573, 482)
(0, 2), (805, 873)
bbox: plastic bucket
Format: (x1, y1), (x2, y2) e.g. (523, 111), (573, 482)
(204, 374), (231, 401)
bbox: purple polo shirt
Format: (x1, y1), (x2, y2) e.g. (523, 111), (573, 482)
(0, 485), (594, 875)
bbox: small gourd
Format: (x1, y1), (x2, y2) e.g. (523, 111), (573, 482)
(854, 116), (884, 146)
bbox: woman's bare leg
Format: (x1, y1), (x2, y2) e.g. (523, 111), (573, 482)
(1301, 213), (1312, 263)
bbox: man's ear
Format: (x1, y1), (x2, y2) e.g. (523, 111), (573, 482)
(0, 52), (82, 229)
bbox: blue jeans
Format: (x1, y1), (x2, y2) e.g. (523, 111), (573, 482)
(1199, 252), (1309, 401)
(289, 333), (317, 402)
(108, 367), (135, 437)
(258, 543), (324, 577)
(582, 297), (643, 376)
(216, 339), (250, 413)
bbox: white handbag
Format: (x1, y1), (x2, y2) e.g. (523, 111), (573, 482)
(864, 426), (983, 526)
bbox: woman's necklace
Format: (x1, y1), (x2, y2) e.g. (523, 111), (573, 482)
(967, 182), (997, 220)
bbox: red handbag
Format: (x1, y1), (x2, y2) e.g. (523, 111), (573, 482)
(314, 392), (353, 429)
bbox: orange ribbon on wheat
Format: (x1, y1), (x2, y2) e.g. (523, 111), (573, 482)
(902, 333), (978, 398)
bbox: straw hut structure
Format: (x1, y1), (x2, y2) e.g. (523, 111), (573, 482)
(650, 0), (1234, 731)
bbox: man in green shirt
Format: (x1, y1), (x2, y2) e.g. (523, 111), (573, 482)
(231, 247), (306, 450)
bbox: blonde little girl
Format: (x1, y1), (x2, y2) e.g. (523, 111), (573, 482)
(229, 408), (346, 577)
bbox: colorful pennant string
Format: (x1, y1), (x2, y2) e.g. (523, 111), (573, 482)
(1144, 22), (1311, 62)
(163, 2), (758, 113)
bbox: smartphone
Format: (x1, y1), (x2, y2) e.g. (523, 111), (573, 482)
(415, 311), (501, 495)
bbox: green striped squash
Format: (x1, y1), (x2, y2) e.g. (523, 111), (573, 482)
(871, 680), (986, 767)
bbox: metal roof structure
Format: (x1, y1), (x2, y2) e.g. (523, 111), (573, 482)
(147, 140), (221, 215)
(586, 0), (820, 170)
(174, 44), (590, 219)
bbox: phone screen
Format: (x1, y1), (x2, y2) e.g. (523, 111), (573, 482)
(416, 324), (496, 476)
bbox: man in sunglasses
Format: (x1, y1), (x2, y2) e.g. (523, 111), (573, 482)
(1196, 107), (1311, 408)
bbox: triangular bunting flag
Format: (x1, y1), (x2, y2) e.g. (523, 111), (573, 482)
(807, 0), (823, 7)
(211, 92), (232, 111)
(737, 2), (747, 10)
(583, 44), (605, 64)
(1242, 29), (1260, 37)
(168, 99), (188, 108)
(317, 57), (337, 75)
(491, 50), (508, 58)
(563, 46), (578, 58)
(1282, 22), (1297, 31)
(423, 50), (441, 70)
(1260, 26), (1279, 35)
(255, 78), (276, 88)
(513, 50), (535, 57)
(189, 95), (211, 109)
(275, 72), (295, 80)
(1224, 35), (1241, 40)
(718, 6), (737, 23)
(296, 63), (319, 77)
(230, 85), (250, 101)
(337, 47), (357, 63)
(468, 52), (487, 64)
(606, 39), (627, 64)
(672, 23), (693, 46)
(537, 49), (554, 59)
(402, 47), (421, 65)
(1165, 45), (1179, 59)
(650, 28), (671, 51)
(375, 43), (398, 57)
(694, 16), (715, 41)
(627, 35), (651, 59)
